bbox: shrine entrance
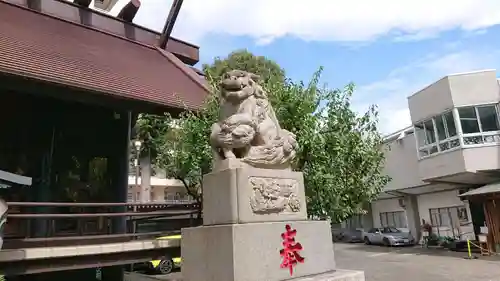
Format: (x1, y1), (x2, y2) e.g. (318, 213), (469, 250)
(0, 76), (132, 240)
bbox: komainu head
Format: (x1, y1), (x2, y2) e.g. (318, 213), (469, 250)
(220, 70), (266, 102)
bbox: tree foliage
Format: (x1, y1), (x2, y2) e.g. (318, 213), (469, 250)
(302, 83), (390, 222)
(202, 49), (285, 85)
(153, 85), (219, 205)
(136, 52), (390, 223)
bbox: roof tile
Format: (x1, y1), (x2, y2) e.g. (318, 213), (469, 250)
(0, 2), (209, 110)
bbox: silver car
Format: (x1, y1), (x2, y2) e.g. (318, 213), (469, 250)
(363, 227), (415, 246)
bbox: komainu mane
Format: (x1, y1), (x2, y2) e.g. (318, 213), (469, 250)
(210, 70), (298, 169)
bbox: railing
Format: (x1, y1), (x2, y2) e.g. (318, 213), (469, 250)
(126, 199), (197, 205)
(3, 201), (201, 249)
(462, 131), (500, 146)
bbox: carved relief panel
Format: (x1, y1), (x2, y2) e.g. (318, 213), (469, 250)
(249, 176), (301, 214)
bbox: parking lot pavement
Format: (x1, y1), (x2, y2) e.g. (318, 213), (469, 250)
(335, 243), (500, 281)
(141, 271), (182, 280)
(137, 244), (500, 281)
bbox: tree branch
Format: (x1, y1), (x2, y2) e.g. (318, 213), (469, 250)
(177, 177), (201, 203)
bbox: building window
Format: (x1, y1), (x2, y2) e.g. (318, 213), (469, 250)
(415, 122), (437, 157)
(174, 192), (180, 201)
(458, 105), (500, 145)
(415, 111), (460, 157)
(379, 211), (407, 228)
(344, 215), (364, 229)
(164, 190), (174, 201)
(429, 206), (468, 227)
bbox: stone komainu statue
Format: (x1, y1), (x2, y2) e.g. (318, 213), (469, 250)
(210, 70), (298, 168)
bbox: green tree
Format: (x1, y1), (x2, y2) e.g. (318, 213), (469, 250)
(265, 69), (389, 222)
(137, 52), (389, 223)
(302, 83), (390, 222)
(153, 86), (219, 208)
(202, 49), (285, 85)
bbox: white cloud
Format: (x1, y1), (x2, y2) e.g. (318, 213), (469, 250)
(105, 0), (500, 45)
(355, 48), (500, 134)
(99, 1), (500, 135)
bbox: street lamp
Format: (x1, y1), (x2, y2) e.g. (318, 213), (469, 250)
(134, 140), (142, 202)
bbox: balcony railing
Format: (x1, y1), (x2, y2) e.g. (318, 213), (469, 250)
(3, 201), (201, 250)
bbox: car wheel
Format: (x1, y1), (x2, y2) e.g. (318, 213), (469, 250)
(383, 238), (391, 247)
(364, 237), (371, 245)
(157, 259), (174, 275)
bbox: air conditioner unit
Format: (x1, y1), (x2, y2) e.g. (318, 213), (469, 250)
(398, 198), (406, 208)
(93, 0), (120, 12)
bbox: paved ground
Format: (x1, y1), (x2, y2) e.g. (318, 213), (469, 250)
(141, 243), (500, 281)
(335, 243), (500, 281)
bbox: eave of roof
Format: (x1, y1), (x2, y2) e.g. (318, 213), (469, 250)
(459, 183), (500, 198)
(0, 1), (210, 110)
(2, 0), (200, 65)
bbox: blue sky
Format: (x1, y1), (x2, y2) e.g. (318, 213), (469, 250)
(104, 0), (500, 134)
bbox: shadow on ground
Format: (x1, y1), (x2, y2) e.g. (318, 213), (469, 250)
(335, 242), (500, 261)
(125, 268), (182, 281)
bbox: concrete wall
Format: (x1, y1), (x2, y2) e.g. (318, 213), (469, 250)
(405, 195), (421, 241)
(416, 190), (474, 240)
(408, 76), (454, 123)
(408, 70), (499, 123)
(417, 148), (466, 181)
(383, 134), (426, 191)
(371, 198), (406, 228)
(370, 191), (475, 241)
(417, 145), (500, 181)
(463, 146), (500, 172)
(449, 70), (500, 106)
(367, 70), (500, 242)
(407, 70), (500, 181)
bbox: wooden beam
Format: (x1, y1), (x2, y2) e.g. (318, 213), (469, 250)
(159, 0), (183, 49)
(0, 248), (178, 275)
(117, 0), (140, 22)
(73, 0), (92, 8)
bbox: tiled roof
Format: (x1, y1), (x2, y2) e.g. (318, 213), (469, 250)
(0, 2), (209, 110)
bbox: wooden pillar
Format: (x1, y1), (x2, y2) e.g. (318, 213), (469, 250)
(32, 114), (57, 238)
(110, 111), (131, 234)
(105, 111), (130, 281)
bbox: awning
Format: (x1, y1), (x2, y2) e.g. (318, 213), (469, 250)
(459, 182), (500, 197)
(0, 2), (209, 110)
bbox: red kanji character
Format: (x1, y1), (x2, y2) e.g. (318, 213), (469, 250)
(279, 224), (305, 276)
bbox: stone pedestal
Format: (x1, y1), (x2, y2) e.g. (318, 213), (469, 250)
(181, 161), (364, 281)
(203, 159), (307, 225)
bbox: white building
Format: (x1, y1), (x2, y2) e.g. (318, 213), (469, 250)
(127, 176), (193, 203)
(350, 70), (500, 242)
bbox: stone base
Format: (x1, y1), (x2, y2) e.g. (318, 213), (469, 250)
(203, 159), (307, 225)
(291, 270), (365, 281)
(181, 220), (336, 281)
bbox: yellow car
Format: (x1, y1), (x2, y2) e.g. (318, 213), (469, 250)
(147, 234), (182, 275)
